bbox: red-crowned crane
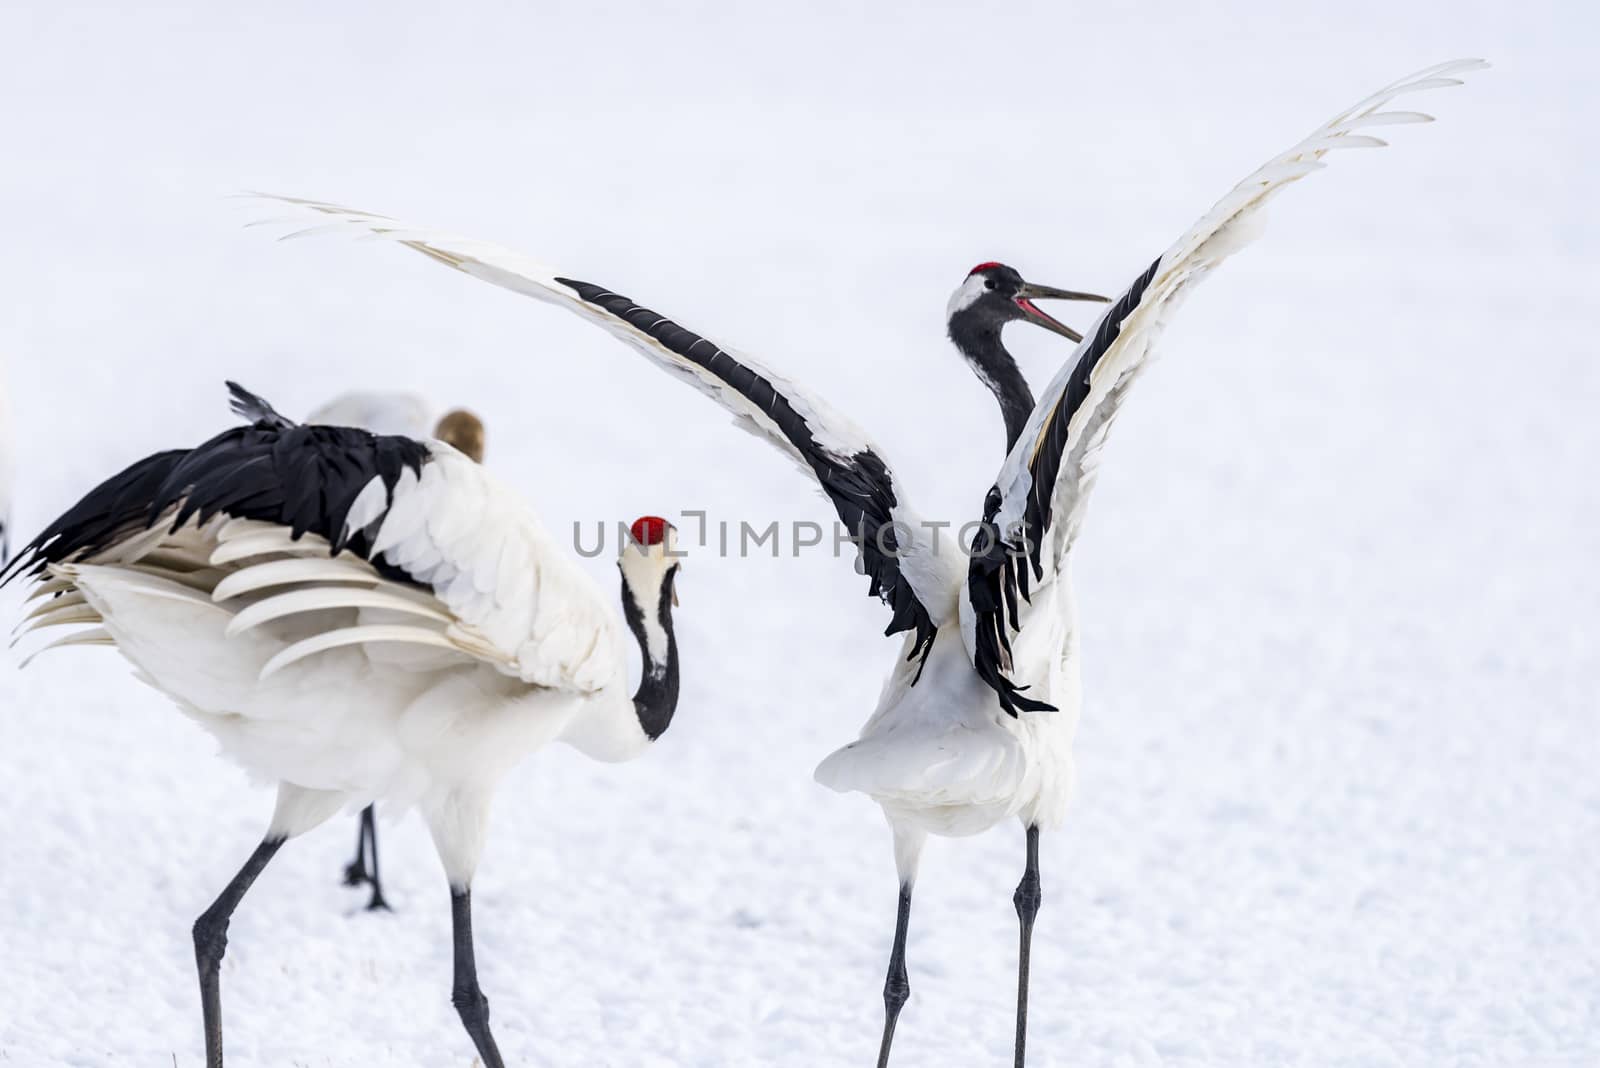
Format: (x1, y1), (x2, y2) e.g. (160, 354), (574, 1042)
(4, 383), (683, 1068)
(256, 59), (1484, 1066)
(304, 388), (487, 910)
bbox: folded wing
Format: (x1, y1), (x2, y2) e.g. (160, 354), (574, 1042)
(5, 386), (615, 692)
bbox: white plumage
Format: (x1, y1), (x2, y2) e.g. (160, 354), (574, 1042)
(296, 388), (490, 911)
(307, 389), (434, 438)
(252, 60), (1484, 1067)
(18, 446), (653, 816)
(4, 390), (683, 1068)
(308, 388), (487, 464)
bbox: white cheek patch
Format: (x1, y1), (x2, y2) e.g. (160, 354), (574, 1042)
(946, 274), (989, 318)
(618, 546), (670, 667)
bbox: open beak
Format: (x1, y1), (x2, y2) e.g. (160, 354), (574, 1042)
(1013, 281), (1110, 343)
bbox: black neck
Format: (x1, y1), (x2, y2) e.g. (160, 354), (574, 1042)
(948, 319), (1035, 453)
(621, 567), (679, 740)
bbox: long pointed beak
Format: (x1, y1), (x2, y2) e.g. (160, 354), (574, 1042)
(668, 537), (681, 606)
(1013, 282), (1111, 343)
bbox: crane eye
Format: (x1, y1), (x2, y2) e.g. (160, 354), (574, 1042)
(984, 278), (997, 290)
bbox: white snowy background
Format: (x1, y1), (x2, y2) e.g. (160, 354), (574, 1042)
(1, 2), (1595, 1065)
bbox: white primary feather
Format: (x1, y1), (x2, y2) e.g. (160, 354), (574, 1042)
(263, 200), (876, 464)
(208, 527), (330, 566)
(13, 442), (620, 698)
(12, 601), (103, 636)
(249, 193), (959, 625)
(225, 586), (452, 638)
(18, 626), (114, 669)
(12, 456), (656, 778)
(970, 59), (1488, 663)
(4, 389), (684, 1049)
(244, 62), (1482, 850)
(226, 392), (618, 691)
(260, 624), (472, 679)
(210, 556), (382, 602)
(17, 590), (88, 623)
(199, 456), (619, 693)
(118, 562), (227, 595)
(25, 577), (75, 603)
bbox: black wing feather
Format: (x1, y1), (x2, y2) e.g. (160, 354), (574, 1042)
(1, 385), (430, 589)
(556, 277), (938, 664)
(967, 256), (1162, 715)
(226, 380), (296, 430)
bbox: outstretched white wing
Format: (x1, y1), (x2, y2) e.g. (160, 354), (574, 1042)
(253, 196), (955, 658)
(964, 59), (1487, 712)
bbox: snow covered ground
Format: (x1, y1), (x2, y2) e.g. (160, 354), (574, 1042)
(1, 2), (1596, 1065)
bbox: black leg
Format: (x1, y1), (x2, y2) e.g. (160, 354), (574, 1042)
(343, 806), (372, 887)
(875, 882), (913, 1068)
(450, 886), (505, 1068)
(362, 808), (391, 912)
(1012, 825), (1042, 1068)
(192, 836), (285, 1068)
